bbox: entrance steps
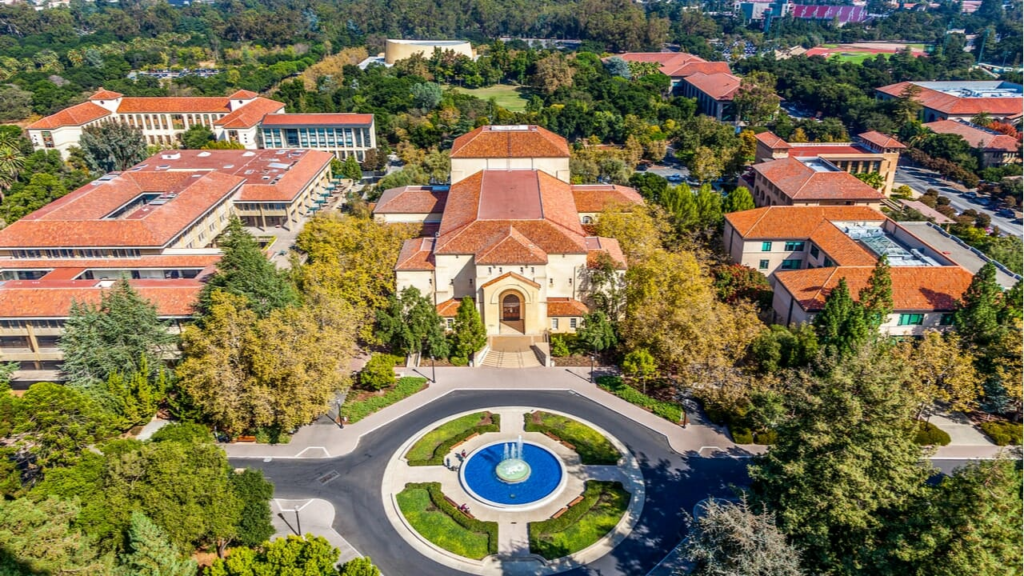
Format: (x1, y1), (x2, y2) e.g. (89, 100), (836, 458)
(482, 335), (545, 368)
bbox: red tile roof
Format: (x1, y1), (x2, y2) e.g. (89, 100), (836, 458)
(752, 158), (885, 202)
(260, 113), (374, 127)
(858, 131), (906, 149)
(570, 185), (643, 212)
(375, 186), (447, 214)
(227, 89), (259, 100)
(88, 88), (124, 100)
(547, 297), (589, 317)
(0, 280), (202, 318)
(923, 120), (1020, 152)
(614, 52), (731, 78)
(436, 298), (462, 317)
(450, 125), (570, 158)
(395, 237), (436, 270)
(808, 222), (878, 266)
(787, 145), (866, 157)
(117, 97), (234, 114)
(215, 97), (285, 129)
(480, 271), (541, 290)
(585, 236), (627, 269)
(876, 82), (1024, 118)
(775, 266), (974, 312)
(725, 206), (886, 238)
(476, 227), (548, 264)
(27, 102), (110, 130)
(0, 255), (221, 270)
(670, 61), (733, 78)
(683, 72), (741, 101)
(755, 131), (790, 149)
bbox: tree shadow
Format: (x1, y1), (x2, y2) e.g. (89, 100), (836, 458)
(0, 548), (51, 575)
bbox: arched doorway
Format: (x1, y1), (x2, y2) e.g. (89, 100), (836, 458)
(502, 293), (521, 321)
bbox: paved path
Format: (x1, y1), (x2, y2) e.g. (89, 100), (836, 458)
(894, 164), (1022, 238)
(271, 498), (361, 566)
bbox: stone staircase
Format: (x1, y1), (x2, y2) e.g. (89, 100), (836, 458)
(481, 336), (544, 368)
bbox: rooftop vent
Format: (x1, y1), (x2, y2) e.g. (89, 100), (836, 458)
(157, 165), (170, 170)
(96, 280), (116, 288)
(491, 125), (530, 131)
(223, 165), (234, 169)
(242, 151), (256, 156)
(161, 153), (180, 160)
(197, 152), (211, 157)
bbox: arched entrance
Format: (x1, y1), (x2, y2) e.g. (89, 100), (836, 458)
(499, 290), (525, 334)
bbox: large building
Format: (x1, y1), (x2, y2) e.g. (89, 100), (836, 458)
(384, 39), (475, 65)
(26, 88), (377, 161)
(374, 125), (642, 336)
(754, 130), (905, 195)
(876, 81), (1024, 124)
(747, 157), (886, 208)
(922, 120), (1021, 168)
(615, 52), (738, 120)
(723, 206), (1019, 335)
(0, 149), (334, 380)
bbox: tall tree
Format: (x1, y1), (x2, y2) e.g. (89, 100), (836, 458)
(0, 131), (25, 202)
(340, 557), (383, 576)
(953, 262), (1004, 348)
(230, 469), (275, 548)
(451, 297), (487, 362)
(340, 155), (363, 181)
(723, 186), (755, 213)
(2, 172), (68, 223)
(0, 497), (113, 574)
(859, 255), (893, 330)
(622, 348), (656, 394)
(682, 496), (804, 576)
(117, 512), (197, 576)
(59, 279), (175, 388)
(180, 125), (215, 149)
(532, 54), (574, 94)
(576, 311), (618, 353)
(79, 122), (147, 173)
(813, 278), (869, 359)
(733, 71), (781, 126)
(10, 382), (114, 468)
(208, 535), (340, 576)
(198, 218), (299, 319)
(896, 331), (981, 418)
(376, 287), (447, 357)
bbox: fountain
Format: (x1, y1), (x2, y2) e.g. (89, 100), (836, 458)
(495, 435), (531, 483)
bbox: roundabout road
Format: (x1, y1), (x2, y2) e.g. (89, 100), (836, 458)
(232, 390), (751, 576)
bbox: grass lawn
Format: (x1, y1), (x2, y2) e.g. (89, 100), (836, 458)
(340, 377), (427, 424)
(524, 411), (620, 465)
(405, 411), (500, 466)
(450, 84), (530, 111)
(396, 484), (497, 559)
(596, 375), (683, 423)
(529, 481), (630, 560)
(829, 52), (891, 65)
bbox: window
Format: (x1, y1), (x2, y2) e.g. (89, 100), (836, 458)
(569, 318), (578, 329)
(780, 259), (801, 270)
(784, 241), (805, 251)
(445, 318), (453, 330)
(940, 313), (954, 326)
(761, 241), (772, 252)
(810, 245), (820, 259)
(758, 259), (769, 270)
(898, 313), (924, 326)
(823, 258), (834, 267)
(551, 318), (559, 330)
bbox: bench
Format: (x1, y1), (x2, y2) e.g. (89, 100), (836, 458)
(235, 435), (257, 443)
(560, 440), (576, 450)
(568, 495), (585, 507)
(544, 431), (561, 442)
(551, 507), (568, 519)
(450, 432), (479, 450)
(444, 495), (476, 519)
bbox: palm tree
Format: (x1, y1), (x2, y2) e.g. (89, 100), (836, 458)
(0, 133), (25, 202)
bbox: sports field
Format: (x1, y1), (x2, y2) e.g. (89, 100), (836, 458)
(450, 84), (530, 111)
(808, 42), (930, 64)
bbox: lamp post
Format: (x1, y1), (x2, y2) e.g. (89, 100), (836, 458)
(590, 346), (596, 383)
(431, 355), (436, 384)
(294, 505), (302, 535)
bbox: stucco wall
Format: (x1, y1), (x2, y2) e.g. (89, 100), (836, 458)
(385, 40), (474, 65)
(450, 157), (570, 184)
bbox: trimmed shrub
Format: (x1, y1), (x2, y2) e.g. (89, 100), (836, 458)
(980, 421), (1023, 446)
(528, 481), (629, 559)
(361, 354), (397, 390)
(596, 376), (682, 423)
(406, 413), (500, 466)
(551, 336), (571, 357)
(450, 356), (469, 367)
(524, 411), (620, 465)
(341, 377), (427, 423)
(913, 420), (952, 446)
(731, 426), (753, 445)
(407, 482), (498, 555)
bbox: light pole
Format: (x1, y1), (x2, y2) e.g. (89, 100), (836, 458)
(431, 355), (436, 384)
(294, 505), (302, 535)
(590, 344), (596, 383)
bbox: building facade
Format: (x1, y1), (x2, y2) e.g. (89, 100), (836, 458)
(875, 81), (1024, 124)
(260, 114), (377, 161)
(922, 120), (1021, 168)
(748, 157), (886, 208)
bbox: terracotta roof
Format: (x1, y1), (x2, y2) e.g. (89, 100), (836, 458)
(479, 271), (541, 290)
(395, 237), (435, 270)
(775, 266), (974, 312)
(117, 97), (234, 114)
(752, 158), (885, 202)
(450, 125), (570, 158)
(215, 97), (285, 129)
(0, 171), (243, 248)
(669, 61), (732, 78)
(436, 298), (462, 317)
(0, 254), (221, 270)
(476, 227), (548, 265)
(88, 88), (124, 100)
(755, 131), (790, 149)
(227, 89), (259, 99)
(858, 131), (906, 149)
(725, 206), (886, 237)
(0, 280), (202, 318)
(788, 145), (867, 157)
(808, 222), (878, 266)
(682, 72), (741, 101)
(375, 186), (448, 214)
(27, 102), (111, 130)
(585, 236), (627, 269)
(261, 113), (375, 127)
(547, 298), (589, 317)
(614, 52), (727, 78)
(570, 185), (643, 212)
(876, 82), (1023, 118)
(923, 120), (1020, 152)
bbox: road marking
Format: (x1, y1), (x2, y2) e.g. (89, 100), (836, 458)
(295, 446), (330, 458)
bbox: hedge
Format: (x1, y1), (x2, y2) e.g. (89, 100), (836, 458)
(980, 421), (1023, 446)
(341, 377), (427, 423)
(529, 481), (629, 559)
(912, 420), (951, 446)
(596, 376), (682, 423)
(406, 412), (500, 466)
(405, 482), (498, 556)
(524, 411), (621, 465)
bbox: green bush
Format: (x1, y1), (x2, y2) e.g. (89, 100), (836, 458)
(980, 421), (1023, 446)
(731, 426), (753, 445)
(753, 430), (777, 445)
(913, 420), (952, 446)
(406, 412), (500, 466)
(341, 377), (427, 423)
(449, 356), (468, 367)
(551, 336), (571, 357)
(360, 354), (397, 390)
(524, 411), (620, 465)
(529, 481), (630, 559)
(398, 482), (498, 557)
(596, 376), (682, 423)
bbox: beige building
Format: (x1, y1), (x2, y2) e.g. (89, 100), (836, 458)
(923, 120), (1021, 168)
(260, 113), (377, 161)
(384, 39), (475, 65)
(748, 157), (886, 209)
(375, 126), (642, 337)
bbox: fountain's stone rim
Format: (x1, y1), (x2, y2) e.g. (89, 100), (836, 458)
(495, 458), (531, 483)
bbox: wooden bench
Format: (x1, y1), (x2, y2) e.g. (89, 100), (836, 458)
(560, 440), (576, 450)
(568, 495), (585, 507)
(544, 431), (561, 442)
(551, 507), (568, 519)
(444, 495), (475, 519)
(450, 432), (479, 450)
(235, 435), (257, 443)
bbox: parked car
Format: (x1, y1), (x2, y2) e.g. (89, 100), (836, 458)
(666, 174), (684, 183)
(997, 208), (1015, 218)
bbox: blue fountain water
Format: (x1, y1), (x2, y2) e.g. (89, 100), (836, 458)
(462, 443), (563, 506)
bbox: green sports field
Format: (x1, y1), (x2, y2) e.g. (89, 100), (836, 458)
(450, 84), (530, 112)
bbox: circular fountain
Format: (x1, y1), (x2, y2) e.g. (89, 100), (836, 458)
(459, 435), (566, 510)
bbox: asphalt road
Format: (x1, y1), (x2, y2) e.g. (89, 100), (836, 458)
(231, 390), (984, 576)
(894, 165), (1023, 238)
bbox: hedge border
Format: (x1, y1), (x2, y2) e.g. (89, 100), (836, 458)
(406, 413), (501, 466)
(913, 420), (952, 446)
(341, 377), (427, 423)
(596, 376), (683, 423)
(523, 412), (621, 465)
(404, 482), (498, 556)
(528, 481), (629, 560)
(980, 421), (1023, 446)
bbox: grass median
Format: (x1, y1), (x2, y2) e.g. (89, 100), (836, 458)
(341, 377), (427, 424)
(529, 481), (630, 560)
(406, 411), (500, 466)
(524, 411), (620, 465)
(396, 483), (498, 559)
(596, 375), (683, 423)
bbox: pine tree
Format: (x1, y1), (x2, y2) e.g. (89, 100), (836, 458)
(117, 511), (196, 576)
(451, 297), (487, 362)
(954, 262), (1004, 347)
(813, 278), (869, 359)
(997, 280), (1022, 325)
(858, 255), (893, 330)
(723, 186), (755, 212)
(340, 155), (363, 181)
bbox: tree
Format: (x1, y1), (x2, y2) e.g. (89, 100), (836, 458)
(0, 497), (113, 574)
(411, 82), (443, 110)
(103, 357), (169, 427)
(689, 145), (727, 183)
(451, 297), (486, 362)
(198, 218), (299, 319)
(682, 496), (804, 576)
(79, 122), (147, 173)
(622, 348), (656, 394)
(340, 556), (382, 576)
(897, 331), (980, 418)
(712, 264), (773, 311)
(0, 131), (25, 202)
(854, 171), (885, 190)
(858, 255), (893, 330)
(180, 125), (215, 149)
(0, 84), (32, 123)
(954, 262), (1004, 348)
(604, 56), (631, 79)
(231, 469), (275, 547)
(813, 279), (869, 359)
(749, 344), (929, 575)
(576, 311), (618, 353)
(117, 511), (197, 576)
(533, 54), (574, 94)
(208, 535), (340, 576)
(376, 287), (446, 357)
(733, 71), (780, 126)
(723, 186), (755, 213)
(340, 155), (363, 181)
(2, 171), (68, 223)
(9, 382), (114, 470)
(360, 353), (397, 390)
(751, 325), (819, 374)
(60, 279), (175, 389)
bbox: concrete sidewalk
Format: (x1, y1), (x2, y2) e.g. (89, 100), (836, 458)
(222, 367), (755, 460)
(272, 499), (361, 566)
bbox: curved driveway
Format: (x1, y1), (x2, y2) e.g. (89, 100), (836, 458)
(233, 390), (751, 576)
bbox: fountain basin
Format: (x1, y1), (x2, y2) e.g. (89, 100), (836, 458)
(459, 441), (566, 510)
